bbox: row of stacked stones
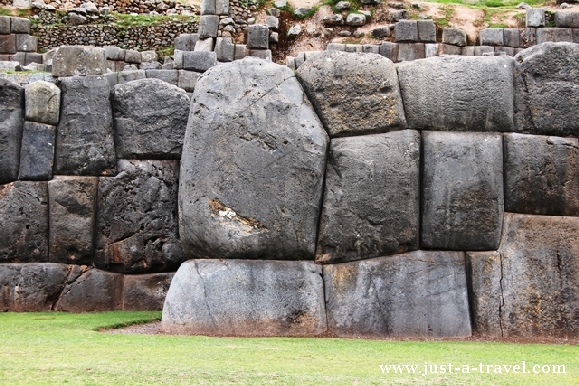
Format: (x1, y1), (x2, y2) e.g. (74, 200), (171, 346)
(0, 45), (193, 312)
(164, 42), (579, 338)
(0, 17), (42, 66)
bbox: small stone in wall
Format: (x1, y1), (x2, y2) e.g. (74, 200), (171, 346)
(25, 80), (60, 125)
(346, 13), (366, 27)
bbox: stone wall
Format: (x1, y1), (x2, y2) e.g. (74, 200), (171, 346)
(1, 42), (579, 340)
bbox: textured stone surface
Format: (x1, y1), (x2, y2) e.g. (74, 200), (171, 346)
(145, 69), (179, 86)
(55, 75), (115, 176)
(417, 19), (436, 42)
(526, 8), (545, 28)
(15, 34), (37, 52)
(324, 251), (471, 338)
(118, 70), (145, 84)
(113, 78), (190, 159)
(480, 28), (504, 46)
(397, 43), (425, 61)
(96, 160), (183, 273)
(199, 15), (219, 38)
(0, 34), (16, 54)
(0, 79), (23, 184)
(10, 17), (30, 33)
(124, 273), (174, 311)
(18, 122), (55, 180)
(536, 28), (573, 44)
(48, 176), (97, 265)
(162, 259), (327, 336)
(0, 181), (48, 263)
(296, 51), (406, 137)
(442, 27), (467, 46)
(0, 263), (68, 311)
(316, 130), (420, 264)
(247, 24), (269, 49)
(379, 41), (398, 62)
(55, 266), (123, 312)
(421, 131), (504, 250)
(514, 42), (579, 137)
(398, 55), (514, 131)
(215, 37), (234, 62)
(503, 28), (521, 47)
(25, 80), (60, 125)
(182, 51), (217, 72)
(180, 57), (328, 260)
(468, 214), (579, 337)
(504, 133), (579, 216)
(52, 46), (106, 77)
(178, 70), (201, 92)
(124, 49), (142, 64)
(394, 19), (418, 42)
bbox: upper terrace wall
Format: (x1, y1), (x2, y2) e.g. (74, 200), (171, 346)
(1, 43), (579, 339)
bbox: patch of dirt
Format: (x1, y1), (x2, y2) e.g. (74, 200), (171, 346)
(104, 321), (579, 346)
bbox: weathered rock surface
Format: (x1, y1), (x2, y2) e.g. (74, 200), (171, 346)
(95, 160), (183, 274)
(0, 79), (23, 184)
(316, 130), (420, 264)
(0, 181), (48, 263)
(398, 55), (514, 131)
(48, 176), (98, 265)
(52, 46), (106, 77)
(468, 214), (579, 337)
(124, 273), (174, 311)
(24, 80), (60, 125)
(55, 75), (115, 176)
(324, 251), (471, 338)
(0, 263), (68, 311)
(113, 78), (190, 159)
(179, 57), (328, 260)
(18, 122), (55, 181)
(55, 266), (123, 312)
(421, 132), (504, 250)
(162, 259), (327, 336)
(514, 42), (579, 136)
(295, 51), (406, 137)
(504, 133), (579, 216)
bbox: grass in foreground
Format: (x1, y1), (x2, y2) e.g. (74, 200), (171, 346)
(0, 311), (578, 385)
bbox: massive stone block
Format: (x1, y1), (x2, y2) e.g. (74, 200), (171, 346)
(25, 80), (60, 125)
(0, 79), (23, 184)
(48, 176), (98, 265)
(324, 251), (471, 338)
(52, 46), (106, 77)
(0, 181), (48, 263)
(112, 78), (190, 159)
(124, 273), (174, 311)
(514, 42), (579, 137)
(0, 263), (68, 311)
(467, 214), (579, 337)
(504, 133), (579, 216)
(96, 160), (183, 274)
(180, 57), (328, 260)
(421, 132), (504, 250)
(162, 259), (327, 336)
(55, 266), (123, 312)
(398, 55), (514, 131)
(295, 51), (406, 137)
(316, 130), (420, 264)
(55, 75), (115, 176)
(18, 122), (55, 180)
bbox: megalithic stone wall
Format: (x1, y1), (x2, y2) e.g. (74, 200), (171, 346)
(1, 42), (579, 340)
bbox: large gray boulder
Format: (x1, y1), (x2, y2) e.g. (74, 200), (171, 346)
(113, 78), (190, 159)
(467, 213), (579, 337)
(324, 251), (471, 338)
(421, 131), (504, 250)
(0, 79), (23, 184)
(295, 51), (406, 137)
(162, 259), (327, 336)
(514, 42), (579, 136)
(18, 122), (55, 180)
(95, 160), (184, 274)
(55, 266), (123, 312)
(25, 80), (60, 125)
(52, 46), (106, 77)
(0, 181), (48, 263)
(55, 75), (115, 176)
(48, 176), (98, 265)
(504, 133), (579, 216)
(0, 263), (68, 311)
(398, 55), (514, 131)
(179, 57), (328, 260)
(316, 130), (420, 264)
(123, 273), (175, 311)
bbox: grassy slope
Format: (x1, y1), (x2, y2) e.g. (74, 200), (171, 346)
(0, 312), (578, 385)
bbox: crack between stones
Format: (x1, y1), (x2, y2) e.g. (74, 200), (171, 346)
(51, 265), (80, 311)
(498, 253), (505, 338)
(193, 261), (217, 331)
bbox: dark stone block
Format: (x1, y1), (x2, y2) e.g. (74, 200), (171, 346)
(123, 273), (174, 310)
(18, 122), (55, 180)
(0, 79), (23, 184)
(0, 34), (16, 54)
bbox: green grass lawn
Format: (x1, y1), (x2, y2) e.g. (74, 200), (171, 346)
(0, 312), (578, 385)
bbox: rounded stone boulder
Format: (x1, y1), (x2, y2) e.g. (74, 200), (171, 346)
(179, 57), (329, 260)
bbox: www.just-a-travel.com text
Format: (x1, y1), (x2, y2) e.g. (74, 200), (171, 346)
(379, 362), (566, 376)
